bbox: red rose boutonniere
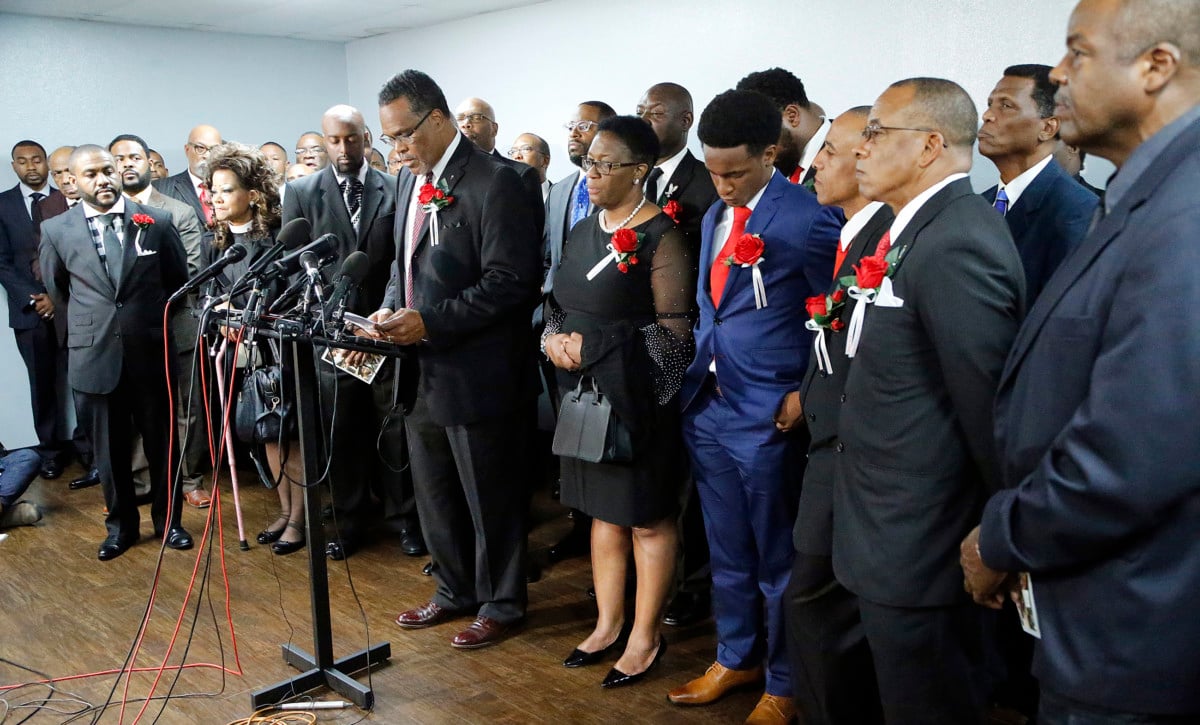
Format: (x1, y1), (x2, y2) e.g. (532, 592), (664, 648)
(418, 179), (454, 246)
(723, 233), (769, 308)
(805, 288), (847, 373)
(661, 199), (682, 224)
(838, 242), (905, 358)
(131, 213), (155, 255)
(586, 227), (645, 279)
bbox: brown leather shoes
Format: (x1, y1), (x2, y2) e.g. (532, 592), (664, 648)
(184, 489), (211, 508)
(668, 661), (765, 705)
(745, 693), (796, 724)
(450, 616), (514, 649)
(395, 601), (457, 629)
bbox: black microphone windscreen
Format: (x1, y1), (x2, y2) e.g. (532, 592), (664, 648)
(223, 243), (249, 262)
(341, 251), (370, 283)
(276, 217), (312, 250)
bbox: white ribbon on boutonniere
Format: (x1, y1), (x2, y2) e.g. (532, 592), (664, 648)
(804, 289), (847, 373)
(586, 228), (643, 280)
(419, 179), (455, 247)
(724, 233), (768, 309)
(130, 213), (157, 256)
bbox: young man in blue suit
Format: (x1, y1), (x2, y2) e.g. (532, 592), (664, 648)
(669, 89), (841, 725)
(963, 0), (1200, 721)
(979, 64), (1098, 305)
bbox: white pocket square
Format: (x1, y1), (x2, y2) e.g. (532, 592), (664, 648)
(874, 276), (905, 308)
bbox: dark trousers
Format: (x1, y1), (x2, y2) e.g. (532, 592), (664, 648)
(1039, 689), (1200, 725)
(785, 552), (883, 725)
(316, 359), (376, 539)
(371, 359), (416, 532)
(675, 474), (711, 596)
(857, 598), (987, 725)
(14, 320), (61, 459)
(404, 396), (527, 624)
(74, 365), (182, 540)
(171, 303), (207, 490)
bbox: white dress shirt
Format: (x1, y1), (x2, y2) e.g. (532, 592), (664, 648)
(840, 201), (886, 253)
(888, 172), (969, 242)
(19, 182), (51, 218)
(996, 153), (1053, 210)
(648, 146), (689, 203)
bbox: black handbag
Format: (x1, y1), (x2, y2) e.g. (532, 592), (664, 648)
(235, 364), (295, 445)
(551, 376), (633, 464)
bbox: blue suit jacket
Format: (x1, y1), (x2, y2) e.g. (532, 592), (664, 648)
(979, 115), (1200, 714)
(983, 158), (1097, 304)
(680, 172), (841, 425)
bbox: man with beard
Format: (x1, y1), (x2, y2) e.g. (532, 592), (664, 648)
(541, 100), (616, 565)
(282, 104), (400, 560)
(110, 134), (210, 508)
(40, 145), (191, 560)
(0, 140), (67, 480)
(155, 124), (221, 227)
(738, 68), (829, 188)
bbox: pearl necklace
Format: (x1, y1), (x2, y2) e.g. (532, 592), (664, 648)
(598, 196), (647, 234)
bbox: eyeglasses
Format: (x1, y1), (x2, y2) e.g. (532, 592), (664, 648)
(860, 123), (939, 143)
(564, 120), (598, 134)
(507, 145), (542, 158)
(581, 157), (641, 176)
(635, 108), (668, 122)
(188, 142), (213, 155)
(381, 109), (434, 146)
(295, 145), (326, 156)
(455, 113), (493, 126)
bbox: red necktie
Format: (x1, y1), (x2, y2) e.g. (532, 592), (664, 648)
(710, 206), (752, 307)
(789, 166), (804, 184)
(197, 184), (213, 224)
(405, 172), (433, 307)
(874, 230), (892, 258)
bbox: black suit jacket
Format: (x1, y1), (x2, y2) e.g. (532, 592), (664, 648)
(655, 150), (718, 255)
(492, 148), (546, 231)
(979, 115), (1200, 715)
(154, 171), (206, 226)
(382, 141), (541, 427)
(39, 202), (189, 394)
(794, 203), (894, 555)
(0, 184), (64, 330)
(282, 165), (397, 265)
(832, 178), (1025, 607)
(983, 158), (1097, 304)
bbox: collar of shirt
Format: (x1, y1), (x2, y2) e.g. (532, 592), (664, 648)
(840, 201), (886, 251)
(888, 172), (969, 242)
(188, 170), (206, 198)
(712, 170), (775, 265)
(652, 146), (690, 200)
(333, 163), (369, 187)
(540, 178), (551, 202)
(19, 182), (49, 201)
(997, 153), (1053, 209)
(228, 219), (253, 234)
(799, 122), (831, 173)
(83, 197), (126, 219)
(1105, 101), (1200, 215)
(408, 131), (463, 210)
(67, 197), (80, 208)
(129, 186), (154, 205)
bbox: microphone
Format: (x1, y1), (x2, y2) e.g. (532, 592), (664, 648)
(263, 233), (338, 281)
(170, 243), (247, 302)
(300, 250), (325, 304)
(323, 251), (370, 320)
(226, 217), (311, 297)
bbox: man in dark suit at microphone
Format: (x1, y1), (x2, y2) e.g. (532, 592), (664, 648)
(282, 103), (398, 560)
(366, 69), (541, 649)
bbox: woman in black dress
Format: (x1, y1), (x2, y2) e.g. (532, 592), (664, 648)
(543, 116), (696, 687)
(204, 142), (304, 555)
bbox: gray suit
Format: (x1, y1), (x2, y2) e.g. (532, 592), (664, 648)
(542, 169), (581, 300)
(40, 201), (189, 539)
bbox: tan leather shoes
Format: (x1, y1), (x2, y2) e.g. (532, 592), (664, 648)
(745, 693), (796, 724)
(667, 661), (765, 705)
(184, 489), (211, 508)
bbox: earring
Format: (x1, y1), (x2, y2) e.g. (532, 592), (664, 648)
(633, 177), (641, 185)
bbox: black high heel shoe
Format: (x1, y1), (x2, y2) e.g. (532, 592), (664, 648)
(600, 636), (666, 689)
(564, 635), (623, 668)
(256, 513), (289, 545)
(271, 522), (306, 555)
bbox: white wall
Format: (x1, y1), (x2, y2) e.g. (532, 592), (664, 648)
(0, 14), (349, 188)
(345, 0), (1112, 188)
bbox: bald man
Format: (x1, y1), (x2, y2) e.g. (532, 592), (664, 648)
(455, 97), (544, 227)
(154, 123), (221, 227)
(507, 133), (551, 199)
(282, 103), (400, 560)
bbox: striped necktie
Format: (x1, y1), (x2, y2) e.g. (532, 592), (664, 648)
(993, 187), (1009, 216)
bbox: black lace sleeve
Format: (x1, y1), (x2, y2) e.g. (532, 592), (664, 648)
(639, 227), (696, 403)
(539, 295), (566, 358)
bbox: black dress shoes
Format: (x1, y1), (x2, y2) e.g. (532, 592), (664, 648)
(548, 517), (591, 563)
(326, 537), (358, 561)
(98, 534), (137, 561)
(400, 528), (427, 557)
(40, 458), (63, 480)
(422, 561), (434, 576)
(564, 638), (621, 668)
(600, 636), (667, 689)
(156, 527), (194, 550)
(69, 468), (101, 490)
(271, 522), (305, 555)
(663, 591), (712, 627)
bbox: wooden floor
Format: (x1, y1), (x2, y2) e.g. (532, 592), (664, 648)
(0, 460), (760, 724)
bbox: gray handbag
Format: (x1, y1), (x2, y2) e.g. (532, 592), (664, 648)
(551, 376), (633, 464)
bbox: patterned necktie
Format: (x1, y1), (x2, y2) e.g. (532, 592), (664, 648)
(341, 177), (364, 231)
(197, 184), (214, 224)
(406, 172), (433, 307)
(99, 214), (123, 288)
(568, 175), (590, 229)
(645, 167), (664, 204)
(875, 230), (892, 258)
(710, 206), (753, 307)
(29, 193), (45, 281)
(993, 187), (1009, 216)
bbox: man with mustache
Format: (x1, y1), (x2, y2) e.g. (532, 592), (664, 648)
(39, 145), (191, 560)
(155, 124), (221, 228)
